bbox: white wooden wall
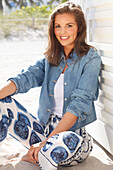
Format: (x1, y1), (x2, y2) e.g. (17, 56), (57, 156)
(71, 0), (113, 155)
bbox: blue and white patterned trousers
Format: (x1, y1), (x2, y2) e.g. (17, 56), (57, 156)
(0, 96), (93, 170)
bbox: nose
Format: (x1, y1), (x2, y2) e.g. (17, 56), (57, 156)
(60, 27), (66, 33)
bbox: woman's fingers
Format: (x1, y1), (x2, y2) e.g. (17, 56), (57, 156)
(27, 140), (47, 162)
(27, 145), (36, 161)
(27, 145), (41, 162)
(33, 147), (41, 162)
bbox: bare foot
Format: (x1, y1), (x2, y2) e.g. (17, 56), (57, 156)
(21, 154), (38, 166)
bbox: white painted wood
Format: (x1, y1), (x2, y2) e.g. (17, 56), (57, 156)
(84, 0), (113, 8)
(100, 83), (113, 95)
(96, 105), (113, 128)
(87, 10), (113, 20)
(101, 57), (113, 66)
(101, 70), (113, 80)
(88, 42), (113, 51)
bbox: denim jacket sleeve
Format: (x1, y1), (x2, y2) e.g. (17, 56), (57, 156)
(8, 58), (45, 94)
(66, 50), (101, 122)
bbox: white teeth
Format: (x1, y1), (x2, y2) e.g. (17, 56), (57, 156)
(61, 36), (68, 39)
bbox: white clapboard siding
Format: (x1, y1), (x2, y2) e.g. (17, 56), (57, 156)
(71, 0), (113, 155)
(101, 70), (113, 80)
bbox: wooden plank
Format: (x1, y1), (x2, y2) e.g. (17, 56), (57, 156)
(87, 10), (113, 20)
(102, 97), (113, 112)
(101, 56), (113, 66)
(88, 42), (113, 51)
(100, 83), (113, 95)
(85, 0), (113, 8)
(101, 70), (113, 80)
(95, 106), (113, 128)
(94, 27), (113, 35)
(92, 27), (113, 44)
(96, 94), (113, 115)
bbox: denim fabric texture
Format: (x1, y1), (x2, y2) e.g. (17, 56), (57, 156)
(9, 48), (101, 130)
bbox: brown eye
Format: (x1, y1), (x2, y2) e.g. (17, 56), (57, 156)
(55, 25), (60, 28)
(67, 24), (73, 28)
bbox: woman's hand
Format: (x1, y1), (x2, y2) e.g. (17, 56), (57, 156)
(22, 112), (78, 164)
(27, 140), (47, 163)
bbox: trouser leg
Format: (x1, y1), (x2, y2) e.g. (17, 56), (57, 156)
(0, 96), (46, 149)
(74, 128), (93, 164)
(59, 128), (93, 166)
(0, 98), (93, 169)
(37, 115), (93, 170)
(38, 131), (83, 170)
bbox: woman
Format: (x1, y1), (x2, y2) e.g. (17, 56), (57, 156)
(0, 2), (101, 170)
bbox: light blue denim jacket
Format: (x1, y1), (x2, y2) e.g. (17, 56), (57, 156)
(9, 48), (101, 131)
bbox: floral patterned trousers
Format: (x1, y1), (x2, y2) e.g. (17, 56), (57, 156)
(0, 96), (93, 170)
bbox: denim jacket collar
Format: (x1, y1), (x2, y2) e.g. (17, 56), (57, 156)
(60, 50), (79, 66)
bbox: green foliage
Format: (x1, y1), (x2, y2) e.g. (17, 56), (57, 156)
(10, 5), (55, 19)
(0, 5), (55, 20)
(61, 0), (68, 2)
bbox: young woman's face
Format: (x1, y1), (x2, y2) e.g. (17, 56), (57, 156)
(54, 13), (78, 53)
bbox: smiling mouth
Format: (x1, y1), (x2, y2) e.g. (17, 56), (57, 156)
(60, 36), (69, 40)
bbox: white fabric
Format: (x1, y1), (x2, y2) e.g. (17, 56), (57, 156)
(52, 74), (64, 117)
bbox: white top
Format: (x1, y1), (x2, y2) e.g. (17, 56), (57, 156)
(52, 74), (64, 117)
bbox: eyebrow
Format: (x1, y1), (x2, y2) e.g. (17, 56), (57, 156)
(54, 22), (75, 25)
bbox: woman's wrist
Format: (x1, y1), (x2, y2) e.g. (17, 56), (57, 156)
(39, 140), (47, 148)
(33, 140), (47, 149)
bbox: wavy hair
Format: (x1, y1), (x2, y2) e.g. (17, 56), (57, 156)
(44, 1), (91, 66)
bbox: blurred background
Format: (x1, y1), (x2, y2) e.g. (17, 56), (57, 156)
(0, 0), (68, 40)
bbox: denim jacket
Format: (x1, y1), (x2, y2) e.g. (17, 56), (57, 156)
(9, 48), (101, 131)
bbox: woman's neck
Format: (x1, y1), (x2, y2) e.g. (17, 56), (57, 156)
(63, 48), (74, 60)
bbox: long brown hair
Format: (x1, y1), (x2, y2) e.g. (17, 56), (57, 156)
(44, 1), (91, 66)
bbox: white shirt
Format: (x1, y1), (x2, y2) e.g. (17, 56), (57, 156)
(52, 74), (64, 117)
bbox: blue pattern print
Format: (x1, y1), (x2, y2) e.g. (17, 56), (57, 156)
(0, 115), (9, 142)
(51, 146), (68, 164)
(7, 108), (14, 126)
(63, 132), (79, 153)
(0, 96), (12, 103)
(33, 121), (44, 135)
(29, 131), (42, 146)
(17, 112), (31, 127)
(14, 120), (29, 139)
(42, 141), (53, 152)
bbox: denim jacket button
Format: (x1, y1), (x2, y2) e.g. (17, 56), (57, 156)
(64, 98), (67, 101)
(64, 82), (67, 85)
(53, 80), (56, 82)
(49, 94), (53, 97)
(47, 109), (51, 112)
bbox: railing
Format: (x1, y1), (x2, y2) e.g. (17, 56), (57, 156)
(0, 17), (48, 38)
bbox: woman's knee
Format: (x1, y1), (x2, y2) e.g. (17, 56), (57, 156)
(40, 131), (83, 165)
